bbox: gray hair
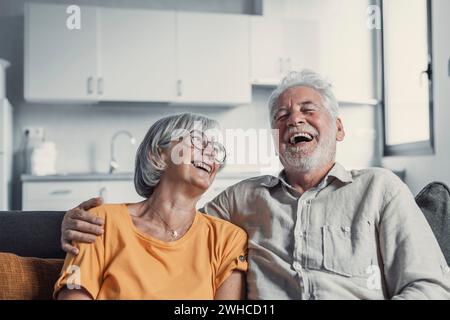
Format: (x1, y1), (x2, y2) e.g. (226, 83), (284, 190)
(268, 69), (339, 127)
(134, 112), (220, 198)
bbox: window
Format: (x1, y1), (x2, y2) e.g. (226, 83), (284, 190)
(381, 0), (434, 156)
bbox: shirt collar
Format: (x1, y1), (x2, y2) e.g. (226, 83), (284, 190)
(260, 162), (353, 188)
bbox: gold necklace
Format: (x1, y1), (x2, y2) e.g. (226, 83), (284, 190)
(153, 211), (193, 240)
(137, 202), (194, 241)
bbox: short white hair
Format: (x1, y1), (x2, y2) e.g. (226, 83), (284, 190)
(134, 113), (220, 198)
(268, 69), (339, 127)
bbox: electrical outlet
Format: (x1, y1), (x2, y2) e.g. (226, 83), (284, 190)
(23, 127), (45, 140)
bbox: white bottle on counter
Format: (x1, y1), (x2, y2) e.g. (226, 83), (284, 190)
(30, 141), (58, 176)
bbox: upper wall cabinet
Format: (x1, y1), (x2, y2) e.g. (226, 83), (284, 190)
(175, 12), (251, 105)
(98, 8), (177, 102)
(25, 3), (99, 102)
(250, 17), (320, 86)
(24, 4), (252, 105)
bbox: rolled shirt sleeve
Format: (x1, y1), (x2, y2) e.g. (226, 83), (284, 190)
(215, 227), (248, 290)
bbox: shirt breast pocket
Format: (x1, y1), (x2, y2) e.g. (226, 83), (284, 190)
(322, 225), (375, 277)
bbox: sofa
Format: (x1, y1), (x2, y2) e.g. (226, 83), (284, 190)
(0, 211), (64, 299)
(0, 182), (449, 299)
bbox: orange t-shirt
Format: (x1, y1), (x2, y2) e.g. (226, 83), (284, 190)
(54, 204), (248, 299)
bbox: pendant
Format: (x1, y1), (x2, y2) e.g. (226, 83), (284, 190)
(171, 230), (178, 239)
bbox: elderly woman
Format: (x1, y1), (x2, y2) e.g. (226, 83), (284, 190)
(54, 113), (248, 300)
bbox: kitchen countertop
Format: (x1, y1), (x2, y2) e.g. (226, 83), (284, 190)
(21, 169), (405, 183)
(21, 173), (135, 182)
(21, 170), (266, 182)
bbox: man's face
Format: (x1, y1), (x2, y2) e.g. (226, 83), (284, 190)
(273, 86), (345, 173)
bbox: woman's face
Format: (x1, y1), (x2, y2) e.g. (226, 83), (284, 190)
(160, 130), (224, 194)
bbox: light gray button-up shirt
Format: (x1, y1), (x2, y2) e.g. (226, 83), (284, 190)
(202, 163), (450, 299)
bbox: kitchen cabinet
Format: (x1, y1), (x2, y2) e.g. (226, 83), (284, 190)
(24, 3), (98, 102)
(0, 155), (5, 210)
(174, 12), (252, 105)
(0, 99), (12, 211)
(22, 178), (143, 211)
(25, 4), (252, 105)
(250, 17), (320, 86)
(96, 180), (142, 203)
(98, 8), (177, 102)
(21, 173), (253, 211)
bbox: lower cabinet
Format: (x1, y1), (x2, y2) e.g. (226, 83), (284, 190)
(22, 177), (248, 211)
(22, 180), (143, 211)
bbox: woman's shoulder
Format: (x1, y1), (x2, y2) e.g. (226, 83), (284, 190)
(89, 203), (128, 223)
(197, 212), (247, 241)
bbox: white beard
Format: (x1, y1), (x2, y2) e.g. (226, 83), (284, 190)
(282, 127), (337, 173)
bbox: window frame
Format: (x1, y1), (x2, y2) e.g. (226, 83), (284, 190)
(379, 0), (435, 157)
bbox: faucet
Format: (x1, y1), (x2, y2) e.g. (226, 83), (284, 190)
(109, 130), (136, 174)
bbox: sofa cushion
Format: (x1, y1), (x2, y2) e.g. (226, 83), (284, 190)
(0, 252), (63, 300)
(0, 211), (65, 259)
(415, 182), (450, 266)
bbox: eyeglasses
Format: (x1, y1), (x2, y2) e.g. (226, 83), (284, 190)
(189, 130), (227, 164)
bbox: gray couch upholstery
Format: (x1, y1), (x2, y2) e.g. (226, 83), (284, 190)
(416, 182), (450, 265)
(0, 182), (449, 263)
(0, 211), (65, 258)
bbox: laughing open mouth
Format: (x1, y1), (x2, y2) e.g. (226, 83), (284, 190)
(191, 161), (212, 174)
(289, 132), (314, 145)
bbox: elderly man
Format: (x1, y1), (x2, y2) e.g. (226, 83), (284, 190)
(61, 70), (450, 299)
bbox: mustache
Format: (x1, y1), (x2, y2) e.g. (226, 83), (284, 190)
(284, 125), (319, 141)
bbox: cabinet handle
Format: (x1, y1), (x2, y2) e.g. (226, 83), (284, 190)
(50, 189), (72, 195)
(176, 79), (183, 96)
(87, 76), (94, 95)
(97, 77), (104, 95)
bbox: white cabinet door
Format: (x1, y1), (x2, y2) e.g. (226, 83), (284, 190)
(22, 180), (144, 211)
(97, 180), (143, 204)
(0, 154), (6, 210)
(250, 17), (285, 85)
(176, 12), (251, 105)
(250, 17), (320, 86)
(22, 181), (102, 211)
(282, 19), (320, 74)
(98, 8), (177, 102)
(24, 3), (98, 102)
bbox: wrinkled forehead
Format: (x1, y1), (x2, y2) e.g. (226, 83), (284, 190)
(277, 85), (324, 108)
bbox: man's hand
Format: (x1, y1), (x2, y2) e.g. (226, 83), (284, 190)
(61, 197), (105, 255)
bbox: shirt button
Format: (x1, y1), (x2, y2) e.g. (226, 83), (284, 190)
(293, 262), (302, 270)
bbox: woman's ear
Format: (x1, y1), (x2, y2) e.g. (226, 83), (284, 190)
(157, 147), (167, 162)
(149, 147), (168, 170)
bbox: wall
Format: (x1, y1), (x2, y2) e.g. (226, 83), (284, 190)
(0, 0), (378, 208)
(383, 0), (450, 195)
